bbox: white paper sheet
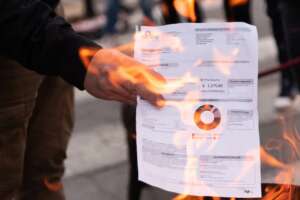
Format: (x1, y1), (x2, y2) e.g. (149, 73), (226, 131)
(134, 23), (261, 198)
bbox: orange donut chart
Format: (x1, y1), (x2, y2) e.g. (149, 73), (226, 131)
(194, 104), (221, 130)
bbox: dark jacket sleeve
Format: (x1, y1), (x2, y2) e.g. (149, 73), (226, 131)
(42, 0), (60, 9)
(0, 0), (101, 90)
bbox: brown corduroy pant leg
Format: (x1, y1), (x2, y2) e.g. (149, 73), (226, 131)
(0, 57), (74, 200)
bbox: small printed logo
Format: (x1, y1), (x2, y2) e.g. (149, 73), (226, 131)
(142, 31), (159, 41)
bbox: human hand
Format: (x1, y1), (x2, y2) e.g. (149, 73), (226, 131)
(83, 48), (165, 107)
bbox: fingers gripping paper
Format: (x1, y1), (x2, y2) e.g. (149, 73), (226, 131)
(134, 23), (261, 198)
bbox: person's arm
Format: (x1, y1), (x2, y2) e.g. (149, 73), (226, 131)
(0, 0), (100, 89)
(0, 0), (165, 106)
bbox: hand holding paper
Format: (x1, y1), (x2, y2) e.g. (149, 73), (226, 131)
(84, 49), (166, 106)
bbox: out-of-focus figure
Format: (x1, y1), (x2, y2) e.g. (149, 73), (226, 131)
(224, 0), (251, 23)
(264, 0), (295, 109)
(70, 0), (104, 39)
(84, 0), (96, 18)
(104, 0), (122, 35)
(278, 0), (300, 107)
(160, 0), (203, 24)
(140, 0), (155, 23)
(104, 0), (155, 35)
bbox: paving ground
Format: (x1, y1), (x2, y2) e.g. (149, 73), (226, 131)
(58, 0), (300, 199)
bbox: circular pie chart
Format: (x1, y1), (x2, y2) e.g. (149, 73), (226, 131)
(194, 104), (221, 130)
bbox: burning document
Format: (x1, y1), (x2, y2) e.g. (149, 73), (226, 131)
(135, 23), (261, 198)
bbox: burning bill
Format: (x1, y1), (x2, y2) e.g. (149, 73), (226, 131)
(134, 23), (261, 198)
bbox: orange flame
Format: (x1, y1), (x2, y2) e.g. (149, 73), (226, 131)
(173, 0), (197, 22)
(260, 147), (287, 170)
(173, 194), (204, 200)
(43, 178), (63, 192)
(229, 0), (249, 7)
(262, 185), (295, 200)
(78, 47), (98, 69)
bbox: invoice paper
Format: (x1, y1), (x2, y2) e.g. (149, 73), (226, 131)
(134, 23), (261, 198)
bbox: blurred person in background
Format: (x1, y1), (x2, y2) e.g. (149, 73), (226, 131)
(104, 0), (123, 35)
(70, 0), (104, 39)
(0, 0), (164, 199)
(278, 0), (300, 106)
(84, 0), (96, 18)
(161, 0), (251, 24)
(104, 0), (154, 36)
(264, 0), (295, 109)
(224, 0), (297, 109)
(223, 0), (251, 24)
(161, 0), (203, 24)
